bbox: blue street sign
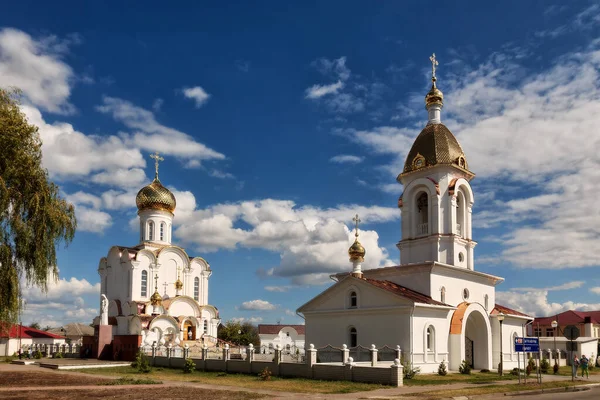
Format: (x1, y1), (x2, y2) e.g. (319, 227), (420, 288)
(514, 337), (539, 352)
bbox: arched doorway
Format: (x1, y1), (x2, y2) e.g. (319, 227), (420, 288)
(464, 310), (490, 369)
(183, 320), (196, 340)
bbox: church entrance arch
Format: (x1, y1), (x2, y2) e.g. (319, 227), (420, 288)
(183, 320), (196, 341)
(449, 302), (492, 371)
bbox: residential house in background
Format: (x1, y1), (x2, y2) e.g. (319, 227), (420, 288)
(48, 323), (94, 345)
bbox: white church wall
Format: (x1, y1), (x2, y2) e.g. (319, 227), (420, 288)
(168, 298), (198, 317)
(370, 269), (432, 298)
(429, 272), (494, 308)
(411, 308), (452, 371)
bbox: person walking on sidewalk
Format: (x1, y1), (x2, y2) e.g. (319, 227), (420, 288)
(573, 355), (580, 378)
(581, 354), (589, 378)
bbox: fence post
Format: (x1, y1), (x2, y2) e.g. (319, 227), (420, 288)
(184, 344), (189, 359)
(223, 344), (230, 361)
(396, 345), (402, 361)
(247, 343), (254, 363)
(341, 344), (349, 364)
(202, 344), (208, 371)
(345, 356), (354, 381)
(370, 344), (378, 367)
(391, 358), (404, 387)
(272, 344), (281, 376)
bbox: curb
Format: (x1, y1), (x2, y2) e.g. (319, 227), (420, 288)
(504, 382), (600, 397)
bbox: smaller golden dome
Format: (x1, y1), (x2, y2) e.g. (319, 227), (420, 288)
(425, 79), (444, 108)
(175, 279), (183, 291)
(150, 290), (162, 306)
(348, 239), (366, 262)
(136, 177), (176, 214)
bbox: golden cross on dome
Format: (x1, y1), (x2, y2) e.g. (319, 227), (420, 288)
(149, 151), (164, 179)
(154, 274), (159, 291)
(176, 265), (181, 280)
(429, 53), (439, 81)
(352, 214), (361, 238)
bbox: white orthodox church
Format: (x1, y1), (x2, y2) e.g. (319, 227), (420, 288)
(94, 154), (221, 349)
(298, 55), (533, 373)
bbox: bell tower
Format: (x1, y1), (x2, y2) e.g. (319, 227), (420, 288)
(397, 54), (477, 270)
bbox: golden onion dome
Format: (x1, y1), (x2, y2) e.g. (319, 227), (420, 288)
(400, 123), (471, 176)
(136, 177), (176, 214)
(175, 279), (183, 291)
(425, 79), (444, 108)
(150, 290), (162, 306)
(348, 239), (366, 261)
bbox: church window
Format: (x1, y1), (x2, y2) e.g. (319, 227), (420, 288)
(426, 326), (435, 351)
(456, 192), (466, 238)
(160, 223), (165, 241)
(148, 221), (154, 241)
(141, 270), (148, 297)
(462, 288), (470, 300)
(349, 327), (357, 347)
(194, 277), (200, 301)
(440, 287), (446, 303)
(203, 319), (208, 334)
(416, 192), (429, 236)
(349, 291), (357, 308)
(458, 252), (464, 263)
(484, 294), (489, 310)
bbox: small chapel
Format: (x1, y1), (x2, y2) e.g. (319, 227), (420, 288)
(93, 153), (221, 356)
(298, 55), (533, 373)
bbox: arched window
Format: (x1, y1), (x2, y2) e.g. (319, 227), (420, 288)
(440, 286), (446, 303)
(484, 294), (489, 311)
(349, 291), (357, 308)
(426, 325), (435, 351)
(148, 221), (154, 241)
(349, 327), (357, 347)
(456, 192), (466, 238)
(141, 270), (148, 297)
(203, 319), (208, 334)
(194, 277), (200, 301)
(416, 192), (429, 236)
(160, 223), (165, 241)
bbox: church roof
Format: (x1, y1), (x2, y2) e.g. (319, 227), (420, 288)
(136, 177), (176, 214)
(363, 278), (450, 306)
(258, 324), (305, 335)
(399, 123), (472, 178)
(492, 304), (532, 319)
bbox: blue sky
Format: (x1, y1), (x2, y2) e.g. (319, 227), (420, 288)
(3, 1), (600, 327)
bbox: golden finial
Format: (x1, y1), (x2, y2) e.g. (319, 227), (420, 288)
(175, 266), (183, 291)
(425, 53), (443, 108)
(149, 151), (164, 180)
(352, 214), (361, 238)
(429, 53), (438, 84)
(154, 274), (159, 291)
(151, 274), (162, 306)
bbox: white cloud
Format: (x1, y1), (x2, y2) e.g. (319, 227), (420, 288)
(210, 169), (235, 179)
(231, 316), (263, 324)
(590, 287), (600, 295)
(0, 28), (75, 114)
(97, 96), (225, 164)
(511, 281), (585, 292)
(312, 57), (351, 81)
(152, 98), (164, 112)
(496, 290), (600, 318)
(174, 199), (397, 284)
(239, 300), (277, 311)
(305, 81), (344, 99)
(265, 286), (292, 292)
(90, 168), (147, 189)
(182, 86), (211, 108)
(330, 154), (364, 164)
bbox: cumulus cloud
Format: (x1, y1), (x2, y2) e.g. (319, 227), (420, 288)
(174, 198), (397, 284)
(511, 281), (585, 292)
(182, 86), (211, 108)
(590, 287), (600, 295)
(0, 28), (75, 114)
(329, 154), (364, 164)
(239, 300), (277, 311)
(231, 316), (263, 324)
(496, 290), (600, 318)
(264, 286), (292, 292)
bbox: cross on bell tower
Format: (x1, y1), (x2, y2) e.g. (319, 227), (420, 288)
(150, 151), (164, 180)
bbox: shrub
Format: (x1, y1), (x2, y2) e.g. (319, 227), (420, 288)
(437, 361), (447, 376)
(459, 360), (472, 375)
(401, 358), (421, 379)
(540, 358), (549, 373)
(526, 357), (535, 376)
(131, 350), (152, 373)
(258, 367), (272, 381)
(54, 352), (63, 359)
(34, 350), (42, 359)
(183, 358), (195, 374)
(553, 363), (559, 374)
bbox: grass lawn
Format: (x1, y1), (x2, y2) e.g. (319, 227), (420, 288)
(401, 381), (590, 400)
(404, 370), (520, 386)
(73, 366), (390, 394)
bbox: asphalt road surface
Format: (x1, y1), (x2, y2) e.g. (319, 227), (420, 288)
(484, 386), (600, 399)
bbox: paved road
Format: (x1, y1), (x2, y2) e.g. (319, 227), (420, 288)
(480, 386), (600, 399)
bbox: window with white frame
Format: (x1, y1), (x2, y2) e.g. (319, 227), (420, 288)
(484, 294), (489, 311)
(160, 223), (165, 241)
(203, 319), (208, 334)
(440, 286), (446, 303)
(349, 291), (357, 308)
(426, 325), (435, 351)
(349, 327), (357, 347)
(148, 221), (154, 241)
(141, 270), (148, 297)
(194, 277), (200, 301)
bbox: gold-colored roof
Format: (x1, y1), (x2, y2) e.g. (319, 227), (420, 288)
(401, 123), (471, 176)
(425, 80), (443, 108)
(175, 279), (183, 291)
(136, 177), (176, 214)
(348, 239), (365, 261)
(150, 290), (162, 306)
